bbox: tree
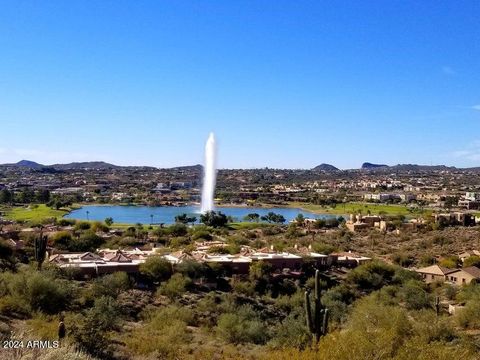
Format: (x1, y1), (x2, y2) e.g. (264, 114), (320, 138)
(244, 213), (260, 222)
(313, 218), (326, 229)
(295, 213), (305, 226)
(0, 189), (13, 204)
(200, 211), (228, 227)
(174, 213), (197, 225)
(261, 212), (286, 224)
(36, 189), (51, 203)
(104, 217), (114, 226)
(444, 196), (459, 210)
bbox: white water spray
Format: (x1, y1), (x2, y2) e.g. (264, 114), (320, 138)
(200, 132), (217, 213)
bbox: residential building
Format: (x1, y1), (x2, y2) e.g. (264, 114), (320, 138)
(445, 266), (480, 285)
(415, 265), (455, 284)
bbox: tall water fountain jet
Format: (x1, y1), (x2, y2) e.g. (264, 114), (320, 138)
(200, 132), (217, 213)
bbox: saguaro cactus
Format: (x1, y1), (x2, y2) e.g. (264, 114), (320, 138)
(434, 296), (440, 317)
(34, 232), (48, 270)
(305, 269), (329, 343)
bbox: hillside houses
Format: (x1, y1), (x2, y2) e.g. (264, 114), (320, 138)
(416, 264), (480, 285)
(47, 243), (365, 278)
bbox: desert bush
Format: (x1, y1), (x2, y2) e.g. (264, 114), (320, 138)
(456, 299), (480, 329)
(169, 236), (192, 248)
(346, 261), (397, 291)
(438, 256), (460, 269)
(157, 273), (191, 299)
(27, 272), (73, 314)
(268, 312), (310, 350)
(316, 296), (411, 359)
(57, 218), (76, 226)
(399, 280), (432, 310)
(463, 255), (480, 268)
(74, 221), (91, 231)
(139, 256), (172, 283)
(91, 272), (130, 298)
(124, 305), (194, 358)
(231, 279), (256, 296)
(26, 313), (59, 340)
(216, 305), (270, 344)
(91, 221), (109, 233)
(391, 252), (414, 267)
(51, 231), (73, 248)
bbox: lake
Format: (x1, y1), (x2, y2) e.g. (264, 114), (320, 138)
(65, 205), (340, 225)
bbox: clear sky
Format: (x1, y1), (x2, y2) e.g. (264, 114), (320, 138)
(0, 1), (479, 169)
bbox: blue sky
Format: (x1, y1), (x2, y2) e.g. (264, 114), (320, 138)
(0, 1), (479, 169)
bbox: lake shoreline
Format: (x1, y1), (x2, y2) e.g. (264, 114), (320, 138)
(65, 204), (341, 224)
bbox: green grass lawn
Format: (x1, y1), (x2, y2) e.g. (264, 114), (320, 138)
(288, 201), (430, 217)
(3, 204), (68, 223)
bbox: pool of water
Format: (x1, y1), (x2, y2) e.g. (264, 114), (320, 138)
(65, 205), (340, 225)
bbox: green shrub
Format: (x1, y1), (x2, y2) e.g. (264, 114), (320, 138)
(74, 221), (91, 231)
(157, 274), (191, 299)
(347, 261), (398, 291)
(71, 299), (118, 358)
(26, 272), (73, 314)
(216, 305), (270, 344)
(269, 312), (310, 350)
(91, 272), (130, 298)
(124, 305), (193, 357)
(91, 221), (109, 233)
(231, 279), (256, 296)
(191, 229), (213, 240)
(400, 280), (432, 310)
(0, 268), (74, 315)
(51, 231), (73, 249)
(166, 223), (188, 237)
(0, 295), (30, 317)
(57, 218), (77, 226)
(139, 256), (172, 282)
(456, 299), (480, 329)
(463, 256), (480, 268)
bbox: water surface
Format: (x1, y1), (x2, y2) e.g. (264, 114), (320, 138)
(65, 205), (340, 225)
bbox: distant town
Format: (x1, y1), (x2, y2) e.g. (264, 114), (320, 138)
(1, 159), (480, 359)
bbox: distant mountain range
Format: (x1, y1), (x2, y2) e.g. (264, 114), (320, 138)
(310, 162), (480, 172)
(0, 160), (202, 171)
(360, 163), (462, 171)
(1, 159), (479, 172)
(1, 160), (143, 170)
